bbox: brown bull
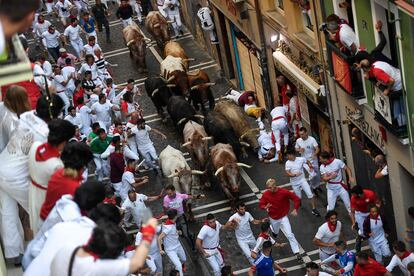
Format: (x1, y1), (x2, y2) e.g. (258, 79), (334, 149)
(214, 100), (260, 151)
(163, 41), (192, 70)
(182, 121), (212, 187)
(188, 69), (215, 112)
(123, 23), (149, 73)
(145, 11), (170, 49)
(211, 143), (251, 208)
(160, 55), (190, 96)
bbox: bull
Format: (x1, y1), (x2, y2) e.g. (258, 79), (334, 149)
(182, 121), (212, 187)
(159, 145), (205, 219)
(144, 76), (175, 121)
(145, 11), (170, 49)
(210, 143), (252, 208)
(164, 41), (194, 70)
(214, 100), (260, 152)
(188, 69), (215, 112)
(160, 55), (190, 97)
(167, 96), (204, 132)
(123, 22), (152, 73)
(203, 111), (244, 159)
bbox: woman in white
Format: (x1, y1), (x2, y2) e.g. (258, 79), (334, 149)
(50, 218), (158, 276)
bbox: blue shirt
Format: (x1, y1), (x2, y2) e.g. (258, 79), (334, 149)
(336, 250), (355, 276)
(253, 253), (274, 276)
(82, 18), (95, 33)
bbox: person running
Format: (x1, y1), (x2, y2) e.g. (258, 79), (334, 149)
(386, 241), (414, 275)
(90, 128), (112, 181)
(54, 0), (73, 27)
(116, 0), (134, 27)
(285, 148), (320, 216)
(196, 213), (233, 276)
(313, 210), (344, 261)
(319, 151), (354, 215)
(42, 25), (63, 62)
(121, 189), (161, 227)
(305, 262), (332, 276)
(226, 203), (265, 264)
(295, 127), (321, 194)
(63, 18), (84, 58)
(163, 0), (183, 38)
(80, 12), (98, 42)
(363, 205), (391, 264)
(247, 241), (287, 276)
(258, 178), (303, 262)
(120, 159), (149, 202)
(92, 0), (111, 43)
(158, 209), (187, 276)
(33, 15), (51, 50)
(91, 94), (119, 131)
(354, 252), (392, 276)
(350, 185), (381, 252)
(320, 240), (356, 276)
(82, 36), (102, 59)
(270, 104), (289, 162)
(251, 221), (286, 259)
(136, 225), (163, 275)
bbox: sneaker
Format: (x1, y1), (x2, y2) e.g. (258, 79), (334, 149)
(296, 254), (304, 263)
(312, 209), (321, 217)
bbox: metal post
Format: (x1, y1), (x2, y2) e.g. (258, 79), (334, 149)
(253, 0), (274, 111)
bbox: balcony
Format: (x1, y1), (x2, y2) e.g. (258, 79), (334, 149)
(372, 85), (408, 138)
(325, 37), (365, 101)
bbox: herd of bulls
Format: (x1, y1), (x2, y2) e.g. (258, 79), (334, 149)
(122, 12), (261, 209)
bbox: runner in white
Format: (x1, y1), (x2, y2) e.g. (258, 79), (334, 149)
(225, 203), (264, 264)
(54, 0), (73, 26)
(158, 209), (187, 276)
(196, 213), (233, 276)
(33, 15), (51, 49)
(52, 65), (72, 115)
(163, 0), (183, 37)
(121, 189), (161, 227)
(285, 148), (320, 216)
(251, 221), (286, 259)
(120, 159), (149, 202)
(257, 127), (277, 163)
(363, 205), (391, 264)
(82, 36), (102, 59)
(64, 107), (82, 130)
(76, 96), (93, 136)
(386, 241), (414, 275)
(196, 4), (218, 43)
(136, 225), (163, 275)
(156, 0), (167, 17)
(313, 210), (344, 261)
(295, 127), (321, 193)
(319, 151), (354, 215)
(91, 94), (119, 131)
(270, 104), (289, 162)
(63, 18), (84, 59)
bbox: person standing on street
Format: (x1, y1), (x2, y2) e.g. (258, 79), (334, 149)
(350, 185), (381, 252)
(116, 0), (134, 27)
(63, 18), (84, 59)
(80, 12), (98, 43)
(270, 104), (289, 163)
(258, 178), (303, 262)
(54, 0), (73, 27)
(163, 0), (183, 38)
(226, 203), (265, 264)
(354, 252), (392, 276)
(196, 4), (219, 44)
(313, 210), (344, 261)
(386, 241), (414, 275)
(89, 128), (112, 181)
(92, 0), (111, 43)
(158, 209), (187, 276)
(33, 14), (51, 50)
(285, 148), (320, 216)
(42, 25), (63, 62)
(319, 151), (354, 215)
(196, 213), (233, 276)
(295, 127), (321, 194)
(247, 241), (287, 276)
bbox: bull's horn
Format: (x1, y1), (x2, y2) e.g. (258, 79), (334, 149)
(239, 132), (248, 141)
(250, 128), (260, 133)
(167, 172), (179, 178)
(240, 141), (250, 147)
(177, 117), (187, 126)
(181, 141), (191, 147)
(166, 20), (174, 24)
(154, 23), (160, 28)
(167, 75), (175, 83)
(191, 170), (205, 175)
(204, 82), (216, 86)
(183, 58), (196, 62)
(151, 88), (159, 97)
(190, 85), (201, 90)
(202, 137), (212, 141)
(214, 166), (224, 176)
(166, 84), (176, 88)
(126, 39), (135, 47)
(144, 38), (152, 42)
(237, 163), (252, 169)
(194, 115), (204, 119)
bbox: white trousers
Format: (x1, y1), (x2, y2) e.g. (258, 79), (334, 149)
(56, 91), (71, 116)
(271, 119), (289, 153)
(147, 251), (163, 273)
(369, 238), (391, 264)
(28, 184), (47, 235)
(304, 158), (320, 188)
(168, 13), (182, 36)
(355, 211), (369, 236)
(327, 186), (351, 213)
(223, 89), (241, 104)
(139, 145), (158, 169)
(70, 38), (84, 58)
(292, 180), (314, 199)
(319, 250), (334, 262)
(122, 18), (133, 28)
(111, 182), (122, 198)
(205, 248), (224, 276)
(237, 237), (256, 264)
(93, 154), (109, 181)
(45, 3), (54, 14)
(134, 4), (143, 22)
(166, 245), (186, 276)
(124, 145), (139, 161)
(269, 216), (300, 254)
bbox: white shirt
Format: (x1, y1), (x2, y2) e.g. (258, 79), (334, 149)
(295, 136), (318, 161)
(252, 234), (275, 253)
(122, 171), (135, 190)
(320, 159), (346, 189)
(91, 101), (113, 124)
(55, 0), (72, 17)
(132, 125), (153, 150)
(367, 216), (387, 244)
(338, 23), (358, 51)
(161, 222), (181, 250)
(83, 43), (102, 56)
(257, 131), (274, 159)
(135, 226), (161, 255)
(197, 7), (214, 30)
(163, 0), (179, 14)
(380, 165), (388, 176)
(197, 222), (222, 249)
(270, 106), (288, 120)
(64, 25), (82, 42)
(314, 221), (342, 255)
(228, 212), (255, 241)
(33, 63), (50, 89)
(78, 63), (100, 81)
(34, 20), (52, 37)
(285, 157), (307, 184)
(42, 30), (61, 48)
(52, 74), (67, 92)
(289, 96), (299, 122)
(24, 217), (95, 276)
(61, 66), (76, 91)
(386, 252), (414, 275)
(42, 61), (53, 78)
(64, 113), (82, 128)
(78, 105), (92, 132)
(372, 61), (402, 91)
(50, 245), (130, 276)
(121, 193), (148, 225)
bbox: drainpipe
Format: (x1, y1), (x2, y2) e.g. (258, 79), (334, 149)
(313, 0), (344, 158)
(253, 0), (274, 111)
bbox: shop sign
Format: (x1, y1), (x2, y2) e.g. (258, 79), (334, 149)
(373, 87), (393, 125)
(345, 105), (386, 150)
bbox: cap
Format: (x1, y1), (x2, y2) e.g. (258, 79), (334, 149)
(59, 48), (67, 53)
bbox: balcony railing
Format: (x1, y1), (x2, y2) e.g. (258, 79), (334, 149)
(325, 37), (365, 100)
(372, 84), (408, 138)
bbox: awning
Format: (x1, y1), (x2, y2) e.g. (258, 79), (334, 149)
(273, 50), (323, 105)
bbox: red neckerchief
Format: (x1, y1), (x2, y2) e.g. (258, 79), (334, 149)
(400, 251), (411, 260)
(370, 214), (379, 225)
(165, 219), (175, 225)
(124, 245), (136, 253)
(83, 236), (100, 261)
(103, 197), (116, 205)
(124, 167), (135, 173)
(204, 220), (217, 230)
(259, 232), (269, 239)
(35, 143), (61, 161)
(327, 221), (337, 232)
(80, 210), (88, 216)
(325, 158), (335, 166)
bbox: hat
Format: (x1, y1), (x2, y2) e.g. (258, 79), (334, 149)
(59, 48), (67, 53)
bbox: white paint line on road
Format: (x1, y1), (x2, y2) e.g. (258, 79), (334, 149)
(194, 199), (259, 219)
(191, 192), (256, 212)
(240, 169), (259, 193)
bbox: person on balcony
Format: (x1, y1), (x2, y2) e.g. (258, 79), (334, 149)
(325, 14), (359, 55)
(360, 58), (406, 127)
